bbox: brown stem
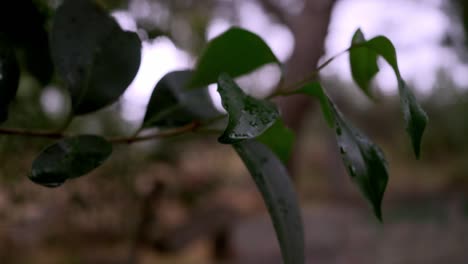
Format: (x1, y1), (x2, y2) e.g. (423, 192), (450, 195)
(109, 121), (200, 144)
(0, 127), (65, 139)
(0, 121), (200, 144)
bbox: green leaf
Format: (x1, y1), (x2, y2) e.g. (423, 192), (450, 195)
(349, 29), (379, 98)
(257, 119), (295, 163)
(0, 0), (53, 84)
(142, 70), (220, 128)
(297, 82), (388, 220)
(294, 82), (334, 127)
(358, 35), (428, 158)
(0, 36), (20, 124)
(217, 73), (279, 144)
(51, 0), (141, 115)
(330, 100), (388, 221)
(234, 140), (304, 264)
(29, 135), (112, 188)
(189, 27), (281, 88)
(397, 79), (428, 159)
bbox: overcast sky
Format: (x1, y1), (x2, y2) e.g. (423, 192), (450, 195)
(112, 0), (467, 122)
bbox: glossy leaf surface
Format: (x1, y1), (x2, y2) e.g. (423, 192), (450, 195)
(297, 82), (388, 220)
(234, 140), (304, 264)
(51, 0), (141, 115)
(217, 73), (279, 144)
(349, 31), (428, 158)
(30, 135), (112, 187)
(330, 101), (388, 221)
(190, 27), (280, 87)
(142, 70), (219, 128)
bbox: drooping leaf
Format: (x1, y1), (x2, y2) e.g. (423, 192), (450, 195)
(349, 29), (379, 98)
(0, 37), (20, 123)
(297, 82), (388, 220)
(234, 140), (304, 264)
(51, 0), (141, 115)
(257, 119), (295, 163)
(293, 82), (334, 128)
(397, 79), (428, 158)
(0, 0), (53, 84)
(142, 70), (220, 128)
(352, 33), (428, 158)
(29, 135), (112, 187)
(330, 100), (388, 221)
(217, 73), (279, 144)
(189, 27), (281, 88)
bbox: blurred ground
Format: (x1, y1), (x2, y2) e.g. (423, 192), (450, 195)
(1, 95), (468, 264)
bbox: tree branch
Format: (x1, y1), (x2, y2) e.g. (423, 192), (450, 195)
(0, 121), (201, 144)
(257, 0), (291, 26)
(109, 121), (200, 144)
(0, 127), (65, 139)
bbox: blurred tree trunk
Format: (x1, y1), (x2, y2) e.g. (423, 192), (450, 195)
(260, 0), (337, 176)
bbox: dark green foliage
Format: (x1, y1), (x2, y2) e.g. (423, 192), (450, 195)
(349, 29), (379, 98)
(0, 0), (53, 84)
(349, 31), (428, 158)
(30, 135), (112, 188)
(217, 73), (279, 144)
(257, 119), (295, 163)
(397, 79), (428, 159)
(50, 0), (141, 115)
(142, 70), (219, 129)
(329, 101), (388, 221)
(297, 82), (388, 220)
(0, 37), (20, 123)
(234, 140), (304, 264)
(189, 27), (281, 88)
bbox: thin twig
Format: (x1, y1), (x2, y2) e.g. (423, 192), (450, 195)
(0, 121), (200, 144)
(109, 121), (200, 144)
(275, 48), (351, 95)
(0, 127), (65, 139)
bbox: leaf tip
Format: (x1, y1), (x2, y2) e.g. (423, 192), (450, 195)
(373, 205), (384, 223)
(352, 28), (365, 44)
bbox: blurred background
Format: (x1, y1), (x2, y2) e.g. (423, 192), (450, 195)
(1, 0), (468, 263)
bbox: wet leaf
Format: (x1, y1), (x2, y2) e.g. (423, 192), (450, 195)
(0, 37), (20, 123)
(353, 33), (428, 158)
(142, 70), (220, 128)
(257, 119), (295, 163)
(234, 140), (304, 264)
(297, 82), (388, 220)
(349, 29), (379, 98)
(217, 73), (279, 144)
(330, 100), (388, 221)
(189, 27), (281, 88)
(51, 0), (141, 115)
(29, 135), (112, 187)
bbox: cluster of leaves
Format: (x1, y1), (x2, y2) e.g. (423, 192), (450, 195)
(0, 0), (428, 264)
